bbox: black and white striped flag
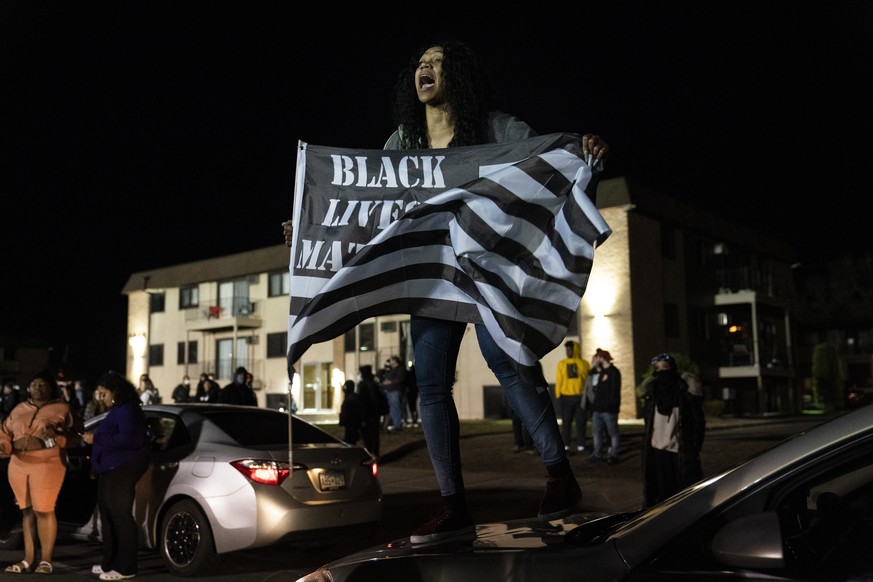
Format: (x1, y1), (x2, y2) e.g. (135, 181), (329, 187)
(286, 133), (611, 377)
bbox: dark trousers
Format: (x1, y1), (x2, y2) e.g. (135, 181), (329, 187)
(559, 395), (587, 448)
(644, 447), (680, 508)
(360, 419), (381, 457)
(96, 455), (149, 575)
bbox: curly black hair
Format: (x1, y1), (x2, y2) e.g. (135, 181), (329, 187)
(390, 40), (501, 149)
(96, 370), (140, 406)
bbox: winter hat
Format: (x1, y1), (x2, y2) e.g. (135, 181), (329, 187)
(651, 353), (674, 366)
(595, 348), (613, 362)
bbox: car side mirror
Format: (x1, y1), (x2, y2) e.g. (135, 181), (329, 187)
(710, 511), (784, 569)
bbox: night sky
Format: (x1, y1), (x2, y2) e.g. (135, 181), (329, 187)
(3, 2), (871, 382)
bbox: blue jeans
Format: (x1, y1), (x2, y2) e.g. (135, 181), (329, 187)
(386, 389), (404, 429)
(591, 411), (620, 459)
(412, 316), (565, 497)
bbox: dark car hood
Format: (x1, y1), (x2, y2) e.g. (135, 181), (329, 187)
(304, 511), (633, 581)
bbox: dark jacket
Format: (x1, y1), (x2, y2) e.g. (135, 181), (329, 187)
(586, 365), (622, 413)
(641, 370), (706, 506)
(218, 381), (257, 406)
(381, 365), (408, 393)
(171, 383), (190, 403)
(358, 373), (385, 422)
(90, 401), (151, 474)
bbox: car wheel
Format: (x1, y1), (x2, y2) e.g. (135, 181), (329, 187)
(158, 499), (216, 577)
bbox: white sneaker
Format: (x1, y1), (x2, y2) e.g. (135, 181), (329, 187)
(99, 570), (136, 580)
(92, 565), (105, 575)
(577, 446), (586, 453)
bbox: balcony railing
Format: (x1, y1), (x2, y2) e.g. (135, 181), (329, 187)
(184, 298), (261, 324)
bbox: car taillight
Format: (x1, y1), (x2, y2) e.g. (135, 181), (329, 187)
(230, 460), (291, 486)
(365, 459), (378, 478)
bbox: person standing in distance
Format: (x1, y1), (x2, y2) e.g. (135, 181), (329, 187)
(284, 40), (608, 544)
(138, 374), (160, 406)
(585, 349), (622, 464)
(356, 365), (383, 460)
(338, 380), (365, 445)
(555, 340), (591, 454)
(218, 367), (257, 406)
(171, 375), (191, 403)
(641, 353), (705, 507)
(380, 355), (408, 433)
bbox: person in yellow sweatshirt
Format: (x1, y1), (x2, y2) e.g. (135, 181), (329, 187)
(555, 341), (591, 453)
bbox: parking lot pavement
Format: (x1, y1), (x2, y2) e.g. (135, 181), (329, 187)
(373, 412), (839, 515)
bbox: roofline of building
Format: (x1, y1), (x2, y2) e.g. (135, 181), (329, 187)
(121, 244), (290, 294)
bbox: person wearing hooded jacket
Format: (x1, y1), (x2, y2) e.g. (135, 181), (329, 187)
(640, 353), (706, 508)
(356, 365), (383, 459)
(554, 341), (591, 453)
(218, 367), (257, 406)
(584, 348), (622, 464)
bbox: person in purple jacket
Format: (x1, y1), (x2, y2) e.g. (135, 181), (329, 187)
(82, 371), (151, 581)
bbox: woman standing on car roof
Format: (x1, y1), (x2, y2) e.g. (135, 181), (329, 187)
(0, 370), (79, 575)
(81, 371), (151, 581)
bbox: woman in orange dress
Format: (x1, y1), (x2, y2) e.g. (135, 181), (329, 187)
(0, 371), (77, 575)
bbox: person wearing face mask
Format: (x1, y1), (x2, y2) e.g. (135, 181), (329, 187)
(640, 353), (706, 508)
(217, 367), (258, 406)
(0, 371), (79, 575)
(584, 349), (622, 464)
(171, 375), (191, 403)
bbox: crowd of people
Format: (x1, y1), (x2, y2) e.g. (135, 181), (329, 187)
(0, 346), (706, 574)
(0, 365), (269, 577)
(338, 357), (424, 462)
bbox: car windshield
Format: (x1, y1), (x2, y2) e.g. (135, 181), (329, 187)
(201, 409), (338, 446)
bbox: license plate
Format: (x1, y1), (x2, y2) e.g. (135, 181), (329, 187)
(319, 470), (346, 491)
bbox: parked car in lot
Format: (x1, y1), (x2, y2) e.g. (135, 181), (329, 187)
(0, 404), (382, 577)
(296, 405), (873, 582)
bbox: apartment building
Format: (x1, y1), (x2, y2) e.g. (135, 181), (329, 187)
(122, 177), (801, 421)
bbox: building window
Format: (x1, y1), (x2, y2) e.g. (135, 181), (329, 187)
(664, 303), (680, 339)
(148, 344), (164, 367)
(358, 323), (375, 352)
(179, 286), (199, 309)
(267, 332), (287, 358)
(177, 341), (198, 364)
(149, 292), (166, 313)
(344, 329), (355, 352)
(269, 271), (290, 297)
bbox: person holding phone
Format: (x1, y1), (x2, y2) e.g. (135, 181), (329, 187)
(0, 371), (78, 575)
(81, 371), (151, 581)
